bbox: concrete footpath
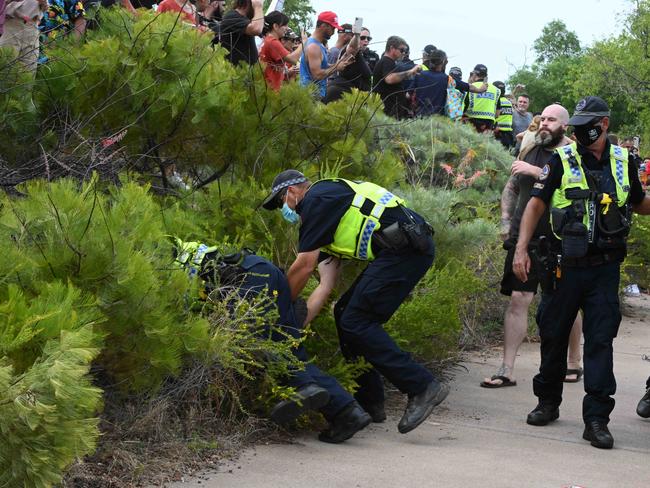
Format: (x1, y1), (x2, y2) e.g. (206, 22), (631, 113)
(171, 295), (650, 488)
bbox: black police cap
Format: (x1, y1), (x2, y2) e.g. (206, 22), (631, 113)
(568, 96), (611, 126)
(262, 170), (308, 210)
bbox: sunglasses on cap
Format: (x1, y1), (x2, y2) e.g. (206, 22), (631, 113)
(360, 35), (372, 41)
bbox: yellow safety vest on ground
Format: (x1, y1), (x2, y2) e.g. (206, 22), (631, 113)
(316, 178), (405, 261)
(496, 97), (513, 131)
(465, 82), (500, 121)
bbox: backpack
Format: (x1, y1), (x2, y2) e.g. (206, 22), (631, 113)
(445, 76), (464, 121)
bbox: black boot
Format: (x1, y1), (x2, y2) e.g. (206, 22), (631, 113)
(636, 387), (650, 418)
(526, 404), (559, 426)
(358, 401), (386, 423)
(318, 402), (372, 444)
(582, 420), (614, 449)
(398, 381), (449, 434)
(270, 384), (330, 425)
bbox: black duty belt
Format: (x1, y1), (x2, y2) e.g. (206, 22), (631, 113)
(561, 249), (626, 268)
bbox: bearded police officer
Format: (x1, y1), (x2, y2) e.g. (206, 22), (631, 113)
(262, 170), (449, 436)
(513, 96), (650, 449)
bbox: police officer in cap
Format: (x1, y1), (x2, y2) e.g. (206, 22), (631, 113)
(262, 170), (449, 435)
(514, 96), (650, 449)
(493, 81), (514, 150)
(171, 237), (368, 443)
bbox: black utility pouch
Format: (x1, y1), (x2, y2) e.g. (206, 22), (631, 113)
(551, 208), (568, 235)
(375, 221), (410, 251)
(401, 221), (434, 253)
(561, 221), (589, 258)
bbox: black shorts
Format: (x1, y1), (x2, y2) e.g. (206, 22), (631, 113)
(469, 118), (494, 133)
(500, 243), (545, 296)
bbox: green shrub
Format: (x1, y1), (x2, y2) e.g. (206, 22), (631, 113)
(386, 261), (485, 363)
(0, 323), (101, 488)
(625, 215), (650, 289)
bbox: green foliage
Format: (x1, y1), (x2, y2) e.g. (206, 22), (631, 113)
(0, 47), (40, 165)
(532, 19), (582, 64)
(386, 261), (484, 362)
(264, 0), (316, 30)
(0, 325), (101, 488)
(375, 116), (511, 201)
(625, 215), (650, 289)
(0, 178), (208, 392)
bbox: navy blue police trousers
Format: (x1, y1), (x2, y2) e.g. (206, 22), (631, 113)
(534, 261), (621, 423)
(236, 255), (353, 420)
(333, 240), (437, 408)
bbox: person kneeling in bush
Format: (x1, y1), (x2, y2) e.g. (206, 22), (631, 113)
(170, 237), (371, 443)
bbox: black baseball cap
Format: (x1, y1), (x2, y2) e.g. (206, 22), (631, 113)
(568, 96), (611, 126)
(423, 44), (437, 57)
(472, 64), (488, 77)
(449, 66), (462, 78)
(262, 170), (308, 210)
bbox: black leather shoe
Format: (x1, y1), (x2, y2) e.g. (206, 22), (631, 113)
(582, 420), (614, 449)
(636, 388), (650, 418)
(318, 402), (372, 443)
(398, 381), (449, 434)
(270, 384), (330, 425)
(359, 402), (387, 423)
(526, 404), (559, 426)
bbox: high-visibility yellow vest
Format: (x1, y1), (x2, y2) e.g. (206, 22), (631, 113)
(550, 143), (630, 239)
(466, 82), (500, 121)
(496, 97), (513, 131)
(316, 178), (405, 261)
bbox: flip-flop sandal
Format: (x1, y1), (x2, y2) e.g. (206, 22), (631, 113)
(564, 367), (583, 383)
(480, 375), (517, 388)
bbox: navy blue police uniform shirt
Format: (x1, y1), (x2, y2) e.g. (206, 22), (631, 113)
(296, 180), (424, 254)
(530, 141), (646, 254)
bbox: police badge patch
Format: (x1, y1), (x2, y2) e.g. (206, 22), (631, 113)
(539, 164), (550, 181)
(576, 98), (587, 111)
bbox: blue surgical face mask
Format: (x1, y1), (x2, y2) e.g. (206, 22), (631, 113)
(281, 203), (300, 224)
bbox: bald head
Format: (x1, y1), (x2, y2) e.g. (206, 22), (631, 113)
(536, 104), (570, 148)
(542, 104), (570, 125)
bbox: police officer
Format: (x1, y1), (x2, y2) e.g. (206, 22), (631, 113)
(464, 64), (500, 133)
(171, 238), (370, 443)
(493, 81), (514, 150)
(513, 96), (650, 449)
(262, 170), (449, 435)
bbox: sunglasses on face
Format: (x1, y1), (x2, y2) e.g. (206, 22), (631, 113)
(398, 47), (408, 54)
(360, 35), (372, 41)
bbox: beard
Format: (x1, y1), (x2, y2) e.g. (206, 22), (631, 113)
(534, 126), (564, 148)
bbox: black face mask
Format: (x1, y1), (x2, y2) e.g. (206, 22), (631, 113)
(573, 122), (603, 146)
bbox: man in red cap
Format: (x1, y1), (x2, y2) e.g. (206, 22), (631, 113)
(299, 11), (352, 100)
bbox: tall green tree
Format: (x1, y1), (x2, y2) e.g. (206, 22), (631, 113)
(508, 20), (583, 113)
(533, 19), (582, 64)
(263, 0), (315, 29)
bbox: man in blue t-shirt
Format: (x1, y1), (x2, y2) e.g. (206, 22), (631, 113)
(300, 11), (352, 100)
(409, 47), (487, 117)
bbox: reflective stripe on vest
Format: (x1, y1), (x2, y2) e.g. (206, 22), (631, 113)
(172, 239), (219, 278)
(496, 97), (513, 131)
(550, 143), (630, 239)
(317, 178), (405, 261)
(466, 83), (500, 121)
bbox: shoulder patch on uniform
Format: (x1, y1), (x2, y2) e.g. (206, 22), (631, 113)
(534, 182), (545, 189)
(539, 164), (550, 181)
